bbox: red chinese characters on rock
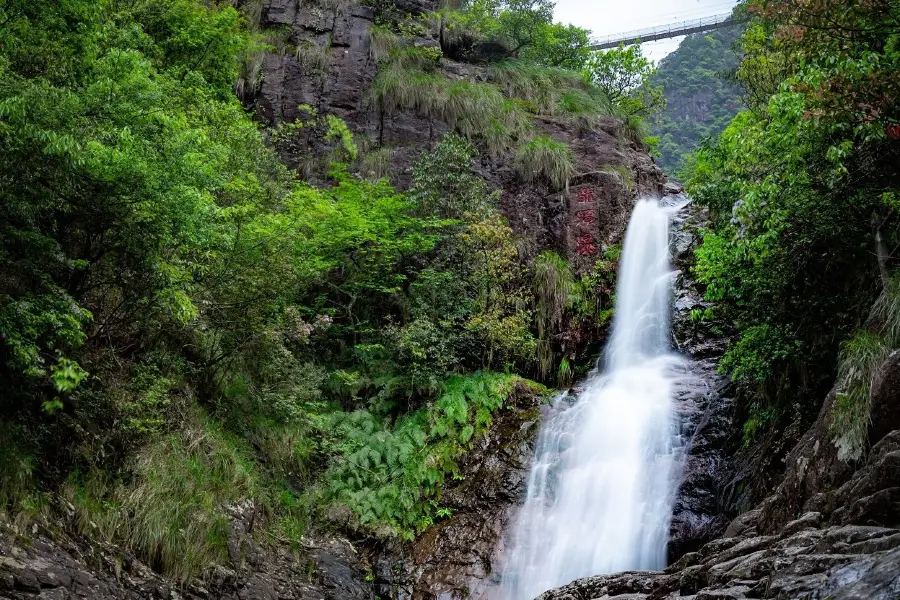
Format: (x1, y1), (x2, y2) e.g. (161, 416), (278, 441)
(575, 186), (595, 204)
(575, 209), (596, 226)
(888, 123), (900, 140)
(575, 234), (597, 256)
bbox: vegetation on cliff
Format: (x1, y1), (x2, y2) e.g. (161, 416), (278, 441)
(685, 1), (900, 457)
(0, 0), (658, 581)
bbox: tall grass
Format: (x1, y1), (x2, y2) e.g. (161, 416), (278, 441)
(369, 63), (531, 155)
(0, 424), (45, 526)
(533, 251), (574, 379)
(488, 60), (615, 128)
(122, 420), (258, 580)
(359, 147), (393, 181)
(369, 25), (400, 62)
(63, 412), (260, 581)
(873, 275), (900, 344)
(515, 136), (576, 190)
(296, 39), (332, 79)
(831, 275), (900, 460)
(831, 330), (891, 461)
(235, 27), (291, 100)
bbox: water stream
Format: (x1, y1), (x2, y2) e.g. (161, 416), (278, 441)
(497, 198), (690, 599)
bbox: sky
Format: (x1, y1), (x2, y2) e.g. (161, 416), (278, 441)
(554, 0), (740, 62)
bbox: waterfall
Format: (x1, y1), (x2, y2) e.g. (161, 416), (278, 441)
(497, 198), (687, 600)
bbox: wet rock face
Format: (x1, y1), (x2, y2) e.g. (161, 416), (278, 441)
(666, 205), (737, 563)
(757, 351), (900, 535)
(0, 526), (370, 600)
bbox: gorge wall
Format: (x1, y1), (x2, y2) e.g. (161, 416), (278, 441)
(254, 0), (669, 272)
(5, 2), (898, 600)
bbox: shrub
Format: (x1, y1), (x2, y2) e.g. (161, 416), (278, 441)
(719, 324), (800, 385)
(409, 133), (493, 219)
(515, 135), (575, 189)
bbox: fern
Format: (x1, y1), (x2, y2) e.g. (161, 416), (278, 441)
(323, 372), (541, 538)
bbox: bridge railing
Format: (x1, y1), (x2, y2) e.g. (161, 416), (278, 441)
(589, 12), (741, 50)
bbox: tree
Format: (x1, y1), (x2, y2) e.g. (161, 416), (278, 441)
(450, 0), (590, 68)
(683, 0), (900, 430)
(584, 43), (665, 119)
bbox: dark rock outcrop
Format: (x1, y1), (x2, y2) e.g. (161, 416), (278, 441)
(666, 205), (736, 562)
(0, 527), (370, 600)
(535, 522), (900, 600)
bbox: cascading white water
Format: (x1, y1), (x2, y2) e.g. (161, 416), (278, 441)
(497, 199), (687, 600)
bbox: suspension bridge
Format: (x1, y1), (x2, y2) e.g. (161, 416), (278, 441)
(590, 11), (745, 51)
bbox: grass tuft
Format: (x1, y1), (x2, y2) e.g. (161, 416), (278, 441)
(369, 25), (401, 62)
(831, 330), (891, 461)
(873, 275), (900, 344)
(369, 63), (531, 155)
(515, 136), (576, 190)
(359, 147), (394, 181)
(533, 251), (574, 379)
(240, 0), (264, 33)
(0, 425), (46, 526)
(488, 60), (615, 128)
(830, 276), (900, 461)
(296, 39), (332, 79)
(79, 414), (260, 581)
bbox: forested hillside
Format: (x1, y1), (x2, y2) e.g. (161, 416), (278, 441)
(651, 24), (744, 176)
(0, 0), (663, 585)
(685, 0), (900, 496)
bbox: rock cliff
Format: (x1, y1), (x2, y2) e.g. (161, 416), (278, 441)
(254, 0), (667, 273)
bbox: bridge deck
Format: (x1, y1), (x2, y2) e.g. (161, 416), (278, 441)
(590, 12), (744, 50)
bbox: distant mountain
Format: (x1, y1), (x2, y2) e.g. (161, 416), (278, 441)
(650, 25), (745, 178)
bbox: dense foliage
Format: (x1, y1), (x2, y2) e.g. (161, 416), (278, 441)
(685, 0), (900, 449)
(0, 0), (632, 580)
(439, 0), (591, 69)
(651, 24), (745, 176)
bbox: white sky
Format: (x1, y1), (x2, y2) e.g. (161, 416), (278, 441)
(554, 0), (741, 62)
